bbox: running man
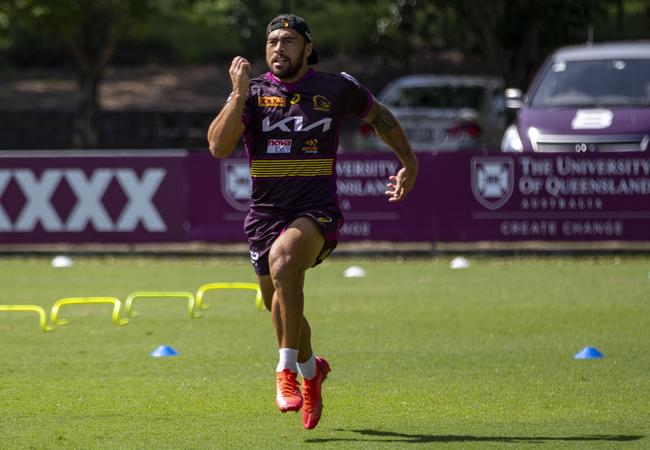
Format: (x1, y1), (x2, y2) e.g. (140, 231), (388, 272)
(207, 14), (418, 429)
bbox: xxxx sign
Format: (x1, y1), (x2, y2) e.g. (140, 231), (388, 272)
(0, 152), (187, 242)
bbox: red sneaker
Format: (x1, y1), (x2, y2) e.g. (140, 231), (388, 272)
(301, 356), (331, 429)
(276, 369), (302, 412)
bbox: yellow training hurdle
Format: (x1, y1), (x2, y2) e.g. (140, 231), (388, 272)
(125, 291), (198, 319)
(50, 297), (128, 326)
(195, 282), (265, 312)
(0, 305), (54, 332)
(3, 281), (264, 334)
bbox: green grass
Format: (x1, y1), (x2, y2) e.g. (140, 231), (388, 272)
(0, 255), (648, 449)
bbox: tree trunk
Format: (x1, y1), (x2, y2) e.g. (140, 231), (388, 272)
(67, 26), (117, 149)
(73, 68), (102, 149)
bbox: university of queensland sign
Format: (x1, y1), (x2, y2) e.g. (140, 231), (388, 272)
(465, 154), (650, 240)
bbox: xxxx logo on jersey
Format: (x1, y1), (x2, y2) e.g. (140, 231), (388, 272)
(258, 96), (286, 107)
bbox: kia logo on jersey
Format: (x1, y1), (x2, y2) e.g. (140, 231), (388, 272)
(262, 117), (332, 133)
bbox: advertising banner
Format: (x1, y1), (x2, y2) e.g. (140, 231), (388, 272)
(334, 156), (433, 241)
(1, 150), (649, 244)
(187, 153), (249, 242)
(435, 152), (650, 241)
(0, 151), (188, 243)
(186, 152), (432, 242)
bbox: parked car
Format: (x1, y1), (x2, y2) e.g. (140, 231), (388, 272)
(501, 41), (650, 153)
(360, 75), (506, 152)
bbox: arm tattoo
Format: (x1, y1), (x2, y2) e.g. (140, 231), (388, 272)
(369, 103), (399, 135)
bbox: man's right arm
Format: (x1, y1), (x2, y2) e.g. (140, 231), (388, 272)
(207, 57), (251, 158)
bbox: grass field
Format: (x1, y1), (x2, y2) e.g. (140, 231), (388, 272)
(0, 255), (649, 449)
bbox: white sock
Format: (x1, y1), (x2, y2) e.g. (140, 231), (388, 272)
(276, 348), (299, 373)
(298, 353), (317, 380)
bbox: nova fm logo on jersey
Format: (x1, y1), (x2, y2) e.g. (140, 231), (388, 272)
(471, 157), (514, 210)
(267, 139), (292, 154)
(0, 168), (167, 232)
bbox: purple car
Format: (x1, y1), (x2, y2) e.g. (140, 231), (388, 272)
(501, 41), (650, 153)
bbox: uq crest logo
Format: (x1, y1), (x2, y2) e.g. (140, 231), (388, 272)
(471, 157), (514, 210)
(221, 160), (252, 212)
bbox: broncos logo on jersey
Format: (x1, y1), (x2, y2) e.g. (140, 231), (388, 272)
(312, 95), (332, 112)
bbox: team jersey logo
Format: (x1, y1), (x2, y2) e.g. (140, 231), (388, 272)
(313, 95), (331, 112)
(262, 116), (332, 133)
(258, 96), (286, 107)
(290, 94), (301, 105)
(267, 139), (292, 154)
(301, 139), (319, 154)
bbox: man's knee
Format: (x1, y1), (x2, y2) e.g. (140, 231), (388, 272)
(269, 249), (303, 285)
(268, 216), (324, 286)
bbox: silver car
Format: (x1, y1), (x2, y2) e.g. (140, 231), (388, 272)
(361, 74), (507, 152)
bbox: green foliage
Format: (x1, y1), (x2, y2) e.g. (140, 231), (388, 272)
(1, 0), (649, 88)
(2, 0), (649, 70)
(0, 4), (10, 52)
(0, 0), (194, 66)
(119, 0), (244, 64)
(0, 256), (649, 448)
(373, 0), (443, 68)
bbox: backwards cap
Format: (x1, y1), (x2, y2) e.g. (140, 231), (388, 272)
(266, 14), (318, 65)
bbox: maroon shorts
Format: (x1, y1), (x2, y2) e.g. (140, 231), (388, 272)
(244, 206), (343, 276)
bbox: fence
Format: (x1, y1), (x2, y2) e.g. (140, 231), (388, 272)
(1, 150), (649, 244)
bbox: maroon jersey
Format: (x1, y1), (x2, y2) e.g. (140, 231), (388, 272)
(241, 69), (373, 217)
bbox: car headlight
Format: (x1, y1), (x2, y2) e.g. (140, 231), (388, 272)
(501, 124), (523, 152)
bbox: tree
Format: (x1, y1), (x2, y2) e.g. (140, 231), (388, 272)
(432, 0), (615, 87)
(1, 0), (191, 148)
(373, 0), (442, 71)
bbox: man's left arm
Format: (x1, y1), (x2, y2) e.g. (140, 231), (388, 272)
(364, 100), (419, 202)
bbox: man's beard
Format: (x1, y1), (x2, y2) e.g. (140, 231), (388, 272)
(269, 47), (306, 80)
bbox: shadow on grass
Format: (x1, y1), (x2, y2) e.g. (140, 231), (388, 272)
(305, 429), (644, 444)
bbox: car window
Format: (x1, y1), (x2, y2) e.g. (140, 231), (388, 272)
(384, 85), (484, 109)
(530, 59), (650, 107)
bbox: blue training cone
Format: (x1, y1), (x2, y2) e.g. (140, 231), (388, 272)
(151, 345), (178, 357)
(574, 346), (604, 359)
